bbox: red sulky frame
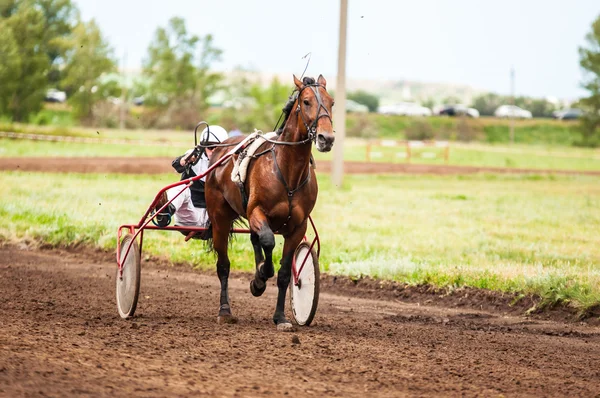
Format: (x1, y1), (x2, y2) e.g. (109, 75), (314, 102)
(116, 138), (321, 287)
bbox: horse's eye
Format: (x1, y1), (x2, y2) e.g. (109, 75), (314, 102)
(332, 101), (335, 106)
(303, 99), (310, 106)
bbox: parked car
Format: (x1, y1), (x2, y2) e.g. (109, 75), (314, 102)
(438, 104), (467, 116)
(346, 99), (369, 113)
(133, 96), (145, 106)
(45, 88), (67, 103)
(554, 108), (582, 120)
(436, 104), (479, 118)
(494, 105), (532, 119)
(378, 102), (432, 116)
(466, 108), (480, 118)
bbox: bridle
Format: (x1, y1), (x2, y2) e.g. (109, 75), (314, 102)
(294, 83), (333, 145)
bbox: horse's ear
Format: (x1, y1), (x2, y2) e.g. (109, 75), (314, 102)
(293, 74), (303, 90)
(317, 74), (327, 88)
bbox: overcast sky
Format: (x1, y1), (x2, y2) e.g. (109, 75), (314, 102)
(75, 0), (599, 100)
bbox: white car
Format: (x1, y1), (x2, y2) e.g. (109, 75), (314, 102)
(346, 99), (369, 113)
(466, 108), (480, 118)
(378, 102), (432, 116)
(45, 88), (67, 103)
(494, 105), (532, 119)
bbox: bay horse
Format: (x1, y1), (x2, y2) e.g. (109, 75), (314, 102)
(205, 75), (335, 331)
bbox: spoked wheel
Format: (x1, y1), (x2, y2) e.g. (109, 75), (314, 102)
(116, 234), (141, 319)
(289, 242), (320, 326)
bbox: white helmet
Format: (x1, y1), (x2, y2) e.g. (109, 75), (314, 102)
(201, 125), (228, 146)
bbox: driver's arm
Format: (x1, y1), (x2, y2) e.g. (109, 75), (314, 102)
(171, 149), (195, 173)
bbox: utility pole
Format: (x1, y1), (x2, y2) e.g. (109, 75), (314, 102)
(509, 66), (515, 144)
(332, 0), (348, 188)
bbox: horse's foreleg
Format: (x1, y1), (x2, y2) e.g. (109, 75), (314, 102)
(273, 222), (307, 331)
(250, 232), (265, 269)
(249, 210), (275, 297)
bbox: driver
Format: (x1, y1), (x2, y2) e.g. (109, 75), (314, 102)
(154, 125), (229, 229)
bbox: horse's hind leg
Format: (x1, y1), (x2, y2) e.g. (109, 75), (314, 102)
(249, 209), (275, 297)
(273, 222), (307, 331)
(211, 211), (237, 324)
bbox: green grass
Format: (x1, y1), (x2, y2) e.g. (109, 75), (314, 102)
(29, 108), (75, 127)
(1, 171), (599, 313)
(327, 142), (600, 172)
(0, 138), (185, 157)
(4, 133), (599, 173)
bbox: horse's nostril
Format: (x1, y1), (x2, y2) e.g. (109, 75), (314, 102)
(317, 134), (334, 147)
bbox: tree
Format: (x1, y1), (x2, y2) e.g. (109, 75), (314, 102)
(471, 93), (504, 116)
(1, 0), (78, 85)
(196, 34), (224, 113)
(519, 98), (556, 118)
(0, 0), (18, 17)
(578, 14), (600, 147)
(61, 19), (117, 122)
(0, 0), (80, 120)
(348, 90), (379, 113)
(220, 76), (291, 133)
(1, 6), (49, 121)
(421, 97), (436, 110)
(441, 96), (462, 106)
(142, 16), (223, 123)
(37, 0), (79, 85)
(0, 18), (21, 116)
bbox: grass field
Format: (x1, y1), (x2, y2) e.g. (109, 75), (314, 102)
(1, 171), (599, 313)
(2, 132), (600, 172)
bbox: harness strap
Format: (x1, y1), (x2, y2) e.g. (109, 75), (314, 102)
(235, 143), (275, 214)
(271, 147), (311, 197)
(271, 147), (311, 233)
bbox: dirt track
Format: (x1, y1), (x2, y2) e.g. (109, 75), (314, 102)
(2, 156), (600, 175)
(1, 245), (600, 397)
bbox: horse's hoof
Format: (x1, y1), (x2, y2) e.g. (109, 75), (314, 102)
(276, 321), (295, 332)
(250, 280), (266, 297)
(217, 314), (238, 325)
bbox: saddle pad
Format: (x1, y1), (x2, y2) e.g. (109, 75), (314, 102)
(231, 131), (278, 185)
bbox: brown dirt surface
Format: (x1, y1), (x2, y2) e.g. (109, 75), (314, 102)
(2, 245), (600, 397)
(1, 156), (600, 175)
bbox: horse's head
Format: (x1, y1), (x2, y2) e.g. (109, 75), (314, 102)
(293, 74), (335, 152)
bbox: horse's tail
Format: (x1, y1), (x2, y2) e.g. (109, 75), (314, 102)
(202, 216), (247, 253)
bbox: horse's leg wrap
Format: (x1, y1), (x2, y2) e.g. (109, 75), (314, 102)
(273, 222), (307, 331)
(257, 225), (275, 279)
(250, 225), (275, 297)
(217, 258), (231, 313)
(250, 232), (265, 267)
(273, 253), (293, 325)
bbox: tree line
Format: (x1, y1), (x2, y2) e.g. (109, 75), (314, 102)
(1, 2), (599, 146)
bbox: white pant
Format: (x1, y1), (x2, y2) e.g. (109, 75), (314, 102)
(166, 186), (209, 227)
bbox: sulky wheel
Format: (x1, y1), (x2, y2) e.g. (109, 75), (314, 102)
(289, 242), (320, 326)
(116, 234), (141, 319)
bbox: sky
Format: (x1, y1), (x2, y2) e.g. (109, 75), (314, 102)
(75, 0), (600, 100)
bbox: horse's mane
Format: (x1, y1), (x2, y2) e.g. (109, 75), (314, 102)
(276, 77), (317, 135)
